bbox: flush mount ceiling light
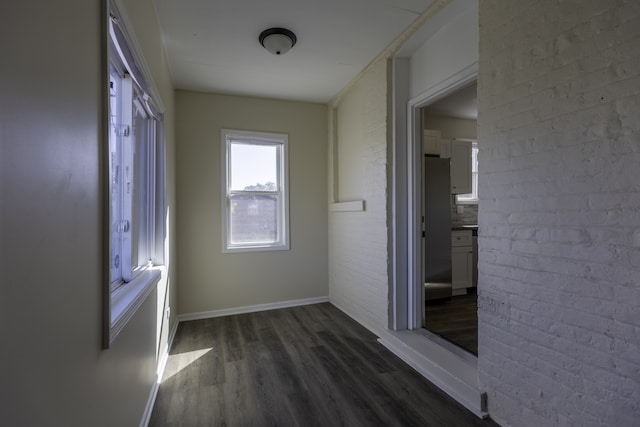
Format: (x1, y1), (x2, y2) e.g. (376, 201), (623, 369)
(259, 28), (297, 55)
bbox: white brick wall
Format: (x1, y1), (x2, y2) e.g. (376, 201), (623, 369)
(328, 59), (390, 335)
(477, 1), (640, 425)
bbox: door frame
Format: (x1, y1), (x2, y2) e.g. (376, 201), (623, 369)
(384, 60), (487, 418)
(404, 63), (478, 329)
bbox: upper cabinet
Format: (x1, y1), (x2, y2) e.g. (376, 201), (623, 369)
(423, 129), (442, 155)
(437, 138), (473, 194)
(450, 139), (472, 194)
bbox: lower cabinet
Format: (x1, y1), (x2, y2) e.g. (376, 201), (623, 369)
(452, 230), (473, 293)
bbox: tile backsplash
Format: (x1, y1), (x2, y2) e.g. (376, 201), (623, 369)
(451, 197), (478, 226)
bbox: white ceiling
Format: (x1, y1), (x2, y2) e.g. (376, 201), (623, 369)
(154, 0), (435, 103)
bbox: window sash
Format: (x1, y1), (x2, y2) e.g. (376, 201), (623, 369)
(222, 129), (289, 252)
(109, 74), (158, 289)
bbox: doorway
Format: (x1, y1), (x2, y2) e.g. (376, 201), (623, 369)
(421, 82), (478, 355)
(390, 62), (478, 352)
(384, 60), (486, 416)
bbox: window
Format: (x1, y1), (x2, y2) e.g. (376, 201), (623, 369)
(109, 69), (159, 285)
(456, 142), (478, 204)
(222, 129), (289, 252)
(105, 4), (165, 347)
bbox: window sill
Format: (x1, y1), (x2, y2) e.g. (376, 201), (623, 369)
(109, 266), (163, 346)
(223, 243), (290, 253)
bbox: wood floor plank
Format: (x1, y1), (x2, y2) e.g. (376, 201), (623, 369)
(280, 333), (360, 426)
(150, 303), (498, 427)
(425, 293), (479, 354)
(221, 315), (244, 362)
(311, 344), (389, 426)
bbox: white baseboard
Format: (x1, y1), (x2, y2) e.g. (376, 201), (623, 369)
(176, 296), (330, 322)
(378, 329), (488, 419)
(140, 319), (179, 427)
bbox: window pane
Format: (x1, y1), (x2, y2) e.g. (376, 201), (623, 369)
(456, 143), (479, 202)
(222, 129), (289, 252)
(230, 143), (277, 191)
(229, 194), (278, 244)
(109, 71), (124, 283)
(471, 146), (478, 173)
(133, 109), (154, 267)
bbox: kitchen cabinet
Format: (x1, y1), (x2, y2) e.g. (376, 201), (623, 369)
(437, 139), (472, 194)
(452, 230), (473, 294)
(450, 139), (472, 194)
(439, 138), (451, 158)
(423, 129), (442, 155)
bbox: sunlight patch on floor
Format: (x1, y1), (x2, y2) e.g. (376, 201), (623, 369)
(161, 348), (213, 383)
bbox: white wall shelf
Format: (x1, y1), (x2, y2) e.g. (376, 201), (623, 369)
(330, 200), (365, 212)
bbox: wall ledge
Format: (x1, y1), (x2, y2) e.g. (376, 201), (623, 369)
(329, 200), (365, 212)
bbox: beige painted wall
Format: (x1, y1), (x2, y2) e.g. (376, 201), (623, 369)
(176, 91), (328, 315)
(1, 0), (175, 425)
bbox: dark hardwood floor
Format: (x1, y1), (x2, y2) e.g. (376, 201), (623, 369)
(424, 291), (478, 355)
(150, 303), (497, 427)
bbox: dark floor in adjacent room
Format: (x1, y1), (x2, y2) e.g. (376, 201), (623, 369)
(149, 303), (495, 427)
(424, 291), (478, 355)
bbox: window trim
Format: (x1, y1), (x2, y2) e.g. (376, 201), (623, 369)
(103, 0), (165, 349)
(110, 267), (163, 341)
(221, 129), (290, 253)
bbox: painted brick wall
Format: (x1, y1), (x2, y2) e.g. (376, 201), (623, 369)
(477, 1), (640, 425)
(328, 58), (391, 334)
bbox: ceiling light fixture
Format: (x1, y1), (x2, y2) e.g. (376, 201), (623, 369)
(259, 28), (297, 55)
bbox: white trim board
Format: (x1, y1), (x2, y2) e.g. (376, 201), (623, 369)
(177, 296), (330, 322)
(378, 329), (488, 419)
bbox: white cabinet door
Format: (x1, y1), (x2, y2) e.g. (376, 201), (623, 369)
(452, 230), (473, 290)
(452, 246), (473, 289)
(450, 139), (472, 194)
(439, 138), (451, 158)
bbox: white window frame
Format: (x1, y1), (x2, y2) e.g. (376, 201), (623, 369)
(221, 129), (290, 253)
(103, 1), (165, 348)
(456, 141), (478, 204)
